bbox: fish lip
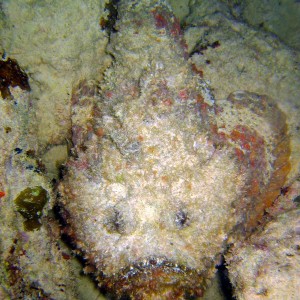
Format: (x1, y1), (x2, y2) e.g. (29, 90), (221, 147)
(119, 256), (190, 277)
(97, 256), (206, 298)
(98, 256), (204, 279)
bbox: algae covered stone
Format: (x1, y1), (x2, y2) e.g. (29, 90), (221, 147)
(15, 186), (49, 231)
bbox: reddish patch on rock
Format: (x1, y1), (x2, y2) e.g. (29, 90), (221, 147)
(0, 57), (30, 99)
(71, 80), (97, 105)
(61, 252), (71, 260)
(178, 89), (189, 100)
(169, 16), (181, 38)
(163, 98), (173, 106)
(195, 93), (218, 133)
(151, 7), (182, 37)
(229, 125), (277, 229)
(95, 127), (105, 138)
(105, 90), (114, 99)
(198, 91), (291, 235)
(68, 157), (89, 171)
(191, 64), (204, 78)
(151, 7), (188, 58)
(230, 125), (265, 160)
(149, 80), (172, 104)
(225, 92), (291, 233)
(234, 148), (244, 161)
(195, 94), (204, 104)
(200, 102), (209, 115)
(152, 11), (169, 30)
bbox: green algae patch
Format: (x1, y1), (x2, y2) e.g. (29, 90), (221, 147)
(14, 186), (49, 231)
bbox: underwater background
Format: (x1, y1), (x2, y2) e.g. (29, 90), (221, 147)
(0, 1), (299, 299)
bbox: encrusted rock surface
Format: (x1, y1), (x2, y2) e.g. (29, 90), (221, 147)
(226, 182), (300, 299)
(0, 0), (110, 148)
(0, 88), (81, 299)
(234, 0), (300, 50)
(184, 2), (300, 182)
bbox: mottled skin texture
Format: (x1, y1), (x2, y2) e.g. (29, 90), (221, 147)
(58, 1), (290, 298)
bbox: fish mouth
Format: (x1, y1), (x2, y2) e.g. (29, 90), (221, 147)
(54, 205), (206, 298)
(97, 257), (206, 299)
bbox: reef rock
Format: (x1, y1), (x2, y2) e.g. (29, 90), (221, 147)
(227, 206), (300, 300)
(0, 86), (80, 299)
(58, 1), (291, 298)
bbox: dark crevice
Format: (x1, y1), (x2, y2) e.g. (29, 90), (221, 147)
(0, 55), (31, 99)
(216, 255), (236, 300)
(52, 203), (71, 233)
(99, 0), (120, 37)
(190, 40), (221, 56)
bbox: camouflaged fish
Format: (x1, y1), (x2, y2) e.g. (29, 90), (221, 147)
(58, 1), (290, 298)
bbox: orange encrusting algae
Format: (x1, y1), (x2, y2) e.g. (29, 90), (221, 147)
(222, 92), (291, 233)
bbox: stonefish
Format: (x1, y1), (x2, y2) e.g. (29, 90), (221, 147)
(58, 0), (290, 298)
